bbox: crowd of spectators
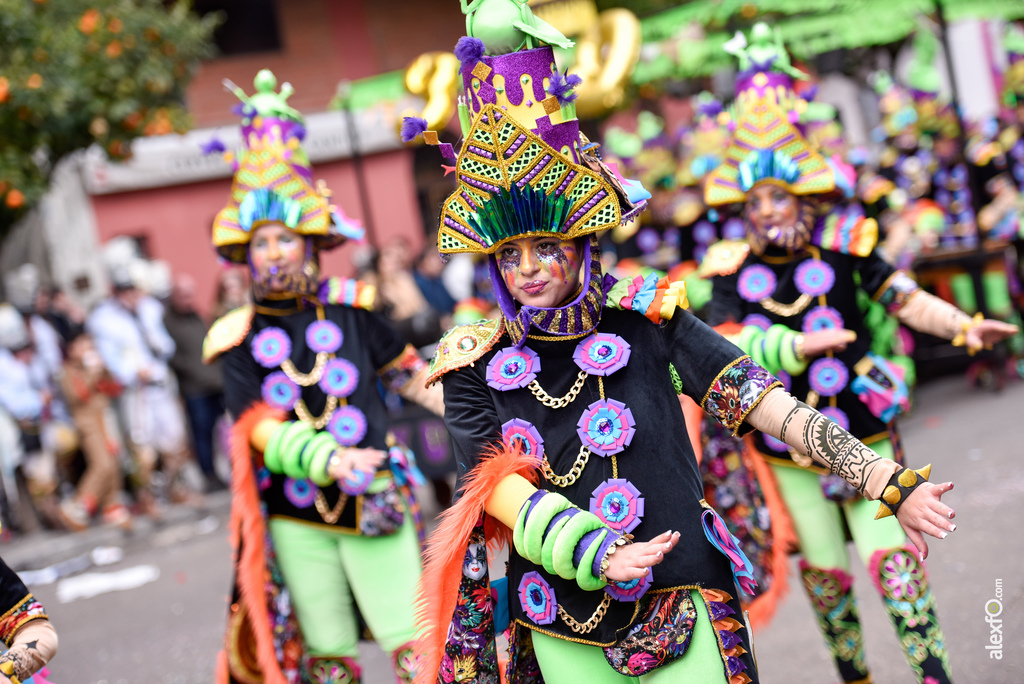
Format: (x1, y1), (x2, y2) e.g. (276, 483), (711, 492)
(0, 250), (247, 536)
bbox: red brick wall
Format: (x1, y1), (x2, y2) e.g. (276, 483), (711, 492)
(187, 0), (464, 128)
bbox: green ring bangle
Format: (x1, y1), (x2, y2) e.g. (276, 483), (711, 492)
(552, 512), (604, 581)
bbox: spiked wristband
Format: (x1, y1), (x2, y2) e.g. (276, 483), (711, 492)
(875, 464), (932, 519)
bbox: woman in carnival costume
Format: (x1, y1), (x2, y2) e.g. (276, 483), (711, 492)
(203, 70), (444, 684)
(405, 9), (961, 684)
(701, 27), (1018, 684)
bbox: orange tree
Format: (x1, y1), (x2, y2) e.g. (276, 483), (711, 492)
(0, 0), (217, 237)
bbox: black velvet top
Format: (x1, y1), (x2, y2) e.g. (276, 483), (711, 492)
(707, 244), (903, 462)
(223, 296), (412, 531)
(442, 306), (778, 645)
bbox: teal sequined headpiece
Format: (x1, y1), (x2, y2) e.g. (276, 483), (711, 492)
(738, 149), (801, 192)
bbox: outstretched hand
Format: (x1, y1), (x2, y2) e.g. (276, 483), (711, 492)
(964, 319), (1019, 352)
(604, 530), (680, 583)
(328, 448), (387, 482)
(896, 481), (955, 561)
(801, 328), (857, 358)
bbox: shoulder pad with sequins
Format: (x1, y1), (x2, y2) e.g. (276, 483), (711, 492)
(323, 277), (376, 311)
(427, 318), (505, 385)
(697, 240), (750, 278)
(202, 304), (253, 363)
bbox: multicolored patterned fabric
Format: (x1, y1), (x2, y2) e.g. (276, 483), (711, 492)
(439, 524), (501, 684)
(0, 595), (46, 647)
(438, 103), (620, 254)
(701, 356), (781, 435)
(811, 205), (879, 258)
(603, 590), (697, 676)
(705, 91), (835, 207)
(870, 547), (952, 683)
(306, 656), (362, 684)
(701, 588), (752, 684)
(799, 561), (869, 682)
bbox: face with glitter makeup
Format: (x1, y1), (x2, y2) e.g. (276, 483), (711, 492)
(249, 222), (307, 292)
(745, 185), (800, 241)
(497, 236), (582, 308)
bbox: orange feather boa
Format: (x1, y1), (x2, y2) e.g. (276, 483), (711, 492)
(412, 444), (540, 684)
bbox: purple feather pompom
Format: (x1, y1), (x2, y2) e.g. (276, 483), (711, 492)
(546, 71), (583, 107)
(400, 116), (429, 143)
(200, 137), (227, 155)
(455, 36), (486, 73)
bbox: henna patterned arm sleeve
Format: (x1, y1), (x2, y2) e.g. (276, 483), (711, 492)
(746, 388), (899, 500)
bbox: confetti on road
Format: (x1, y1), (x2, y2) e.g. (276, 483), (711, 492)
(56, 565), (160, 604)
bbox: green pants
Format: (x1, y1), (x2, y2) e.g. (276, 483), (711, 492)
(268, 513), (422, 657)
(531, 589), (731, 684)
(770, 438), (905, 569)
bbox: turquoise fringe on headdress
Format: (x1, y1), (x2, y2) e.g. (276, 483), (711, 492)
(238, 188), (303, 232)
(466, 183), (573, 248)
(738, 149), (801, 192)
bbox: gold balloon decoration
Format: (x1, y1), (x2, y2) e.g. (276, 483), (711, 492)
(402, 51), (461, 131)
(569, 8), (641, 119)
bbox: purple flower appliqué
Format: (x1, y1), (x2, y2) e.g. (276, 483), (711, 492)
(338, 468), (372, 496)
(573, 333), (631, 376)
(808, 358), (849, 397)
(501, 418), (544, 460)
(261, 371), (299, 411)
(590, 478), (645, 534)
(737, 265), (776, 302)
(306, 320), (344, 354)
(802, 305), (844, 333)
(518, 571), (557, 625)
(819, 406), (850, 430)
(251, 327), (291, 368)
(284, 477), (317, 508)
(741, 313), (773, 331)
(794, 259), (836, 297)
(605, 568), (652, 602)
(327, 405), (368, 446)
(577, 399), (636, 457)
(486, 347), (540, 391)
(319, 358), (360, 398)
(256, 466), (272, 492)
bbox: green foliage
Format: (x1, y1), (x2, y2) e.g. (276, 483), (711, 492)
(0, 0), (217, 234)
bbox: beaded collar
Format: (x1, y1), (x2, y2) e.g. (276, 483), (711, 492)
(489, 236), (609, 348)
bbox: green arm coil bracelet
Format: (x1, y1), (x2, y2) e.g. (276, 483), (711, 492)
(763, 324), (788, 373)
(512, 497), (536, 558)
(779, 330), (808, 375)
(308, 440), (337, 487)
(552, 512), (605, 581)
(576, 527), (610, 591)
(262, 421), (290, 474)
(540, 513), (575, 575)
(280, 422), (315, 479)
(303, 432), (337, 478)
(737, 325), (763, 360)
(522, 494), (572, 563)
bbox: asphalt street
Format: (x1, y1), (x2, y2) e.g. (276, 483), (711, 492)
(9, 374), (1024, 683)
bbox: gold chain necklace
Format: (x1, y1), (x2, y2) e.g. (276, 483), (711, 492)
(758, 292), (812, 317)
(528, 370), (588, 409)
(295, 394), (339, 429)
(558, 592), (611, 633)
(542, 444), (591, 488)
(314, 489), (349, 524)
(281, 353), (329, 386)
